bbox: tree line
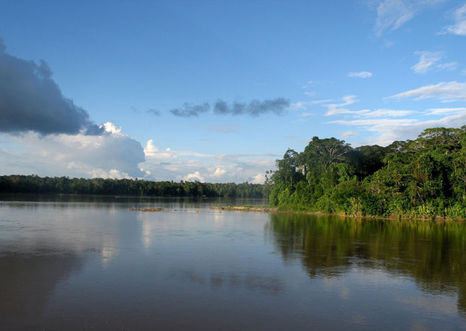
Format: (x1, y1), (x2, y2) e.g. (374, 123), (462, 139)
(0, 176), (268, 199)
(268, 126), (465, 219)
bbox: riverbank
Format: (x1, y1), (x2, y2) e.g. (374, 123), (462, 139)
(209, 205), (465, 222)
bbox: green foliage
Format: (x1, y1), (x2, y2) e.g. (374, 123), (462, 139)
(270, 126), (466, 219)
(0, 175), (268, 199)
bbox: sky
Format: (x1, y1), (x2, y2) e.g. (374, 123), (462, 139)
(0, 0), (465, 183)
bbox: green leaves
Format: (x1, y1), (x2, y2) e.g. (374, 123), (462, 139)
(270, 127), (466, 219)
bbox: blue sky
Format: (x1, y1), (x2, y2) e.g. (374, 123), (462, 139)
(0, 0), (465, 182)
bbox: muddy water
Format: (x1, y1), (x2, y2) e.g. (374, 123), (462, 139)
(0, 197), (464, 330)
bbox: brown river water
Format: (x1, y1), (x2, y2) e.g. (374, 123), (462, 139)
(0, 195), (465, 330)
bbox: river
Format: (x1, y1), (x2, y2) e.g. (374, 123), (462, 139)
(0, 196), (464, 330)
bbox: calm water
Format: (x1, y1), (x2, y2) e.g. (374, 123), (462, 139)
(0, 196), (465, 330)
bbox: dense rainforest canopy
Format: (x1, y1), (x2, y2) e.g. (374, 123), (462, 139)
(0, 176), (267, 199)
(269, 127), (465, 219)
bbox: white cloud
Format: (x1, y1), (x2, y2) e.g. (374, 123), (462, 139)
(311, 99), (333, 104)
(362, 109), (415, 117)
(341, 131), (357, 138)
(211, 167), (226, 177)
(324, 95), (358, 115)
(332, 118), (416, 126)
(326, 107), (414, 118)
(443, 4), (466, 36)
(375, 0), (414, 35)
(389, 81), (466, 102)
(436, 62), (458, 71)
(348, 71), (373, 78)
(251, 173), (266, 184)
(183, 171), (205, 182)
(143, 139), (207, 162)
(331, 112), (466, 146)
(89, 169), (131, 179)
(143, 139), (160, 158)
(290, 101), (317, 117)
(141, 140), (277, 183)
(0, 122), (145, 178)
(411, 51), (457, 73)
(411, 51), (442, 73)
(322, 96), (414, 118)
(290, 101), (311, 110)
(102, 122), (123, 135)
(428, 107), (466, 114)
(373, 0), (445, 36)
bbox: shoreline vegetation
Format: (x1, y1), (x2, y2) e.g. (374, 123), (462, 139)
(127, 205), (463, 222)
(0, 176), (267, 199)
(268, 127), (465, 221)
(0, 127), (464, 221)
(209, 206), (464, 222)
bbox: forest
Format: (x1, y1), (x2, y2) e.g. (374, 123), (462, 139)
(268, 126), (465, 219)
(1, 126), (464, 219)
(0, 176), (267, 199)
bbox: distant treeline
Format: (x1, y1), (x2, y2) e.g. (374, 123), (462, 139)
(269, 127), (465, 219)
(0, 176), (268, 199)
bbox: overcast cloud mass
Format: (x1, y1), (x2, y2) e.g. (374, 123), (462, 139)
(0, 39), (101, 135)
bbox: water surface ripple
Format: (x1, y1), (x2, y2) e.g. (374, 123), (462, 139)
(0, 197), (464, 330)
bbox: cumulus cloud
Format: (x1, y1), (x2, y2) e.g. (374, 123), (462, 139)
(140, 139), (276, 183)
(442, 3), (466, 36)
(411, 51), (457, 73)
(348, 71), (373, 78)
(169, 98), (290, 117)
(89, 169), (132, 179)
(251, 173), (266, 184)
(372, 0), (445, 36)
(0, 38), (102, 135)
(0, 122), (145, 178)
(389, 81), (466, 102)
(183, 171), (205, 182)
(211, 167), (227, 178)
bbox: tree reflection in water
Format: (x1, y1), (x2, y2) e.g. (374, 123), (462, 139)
(267, 213), (466, 315)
